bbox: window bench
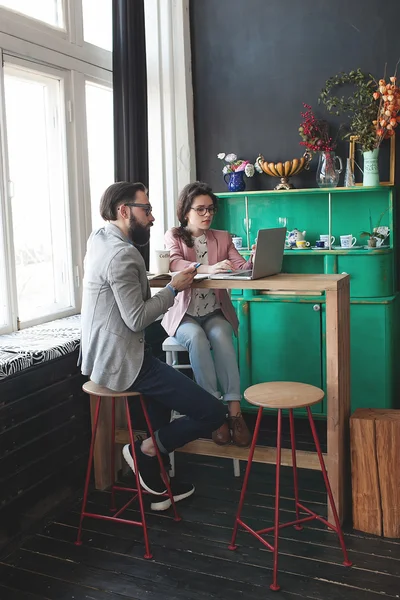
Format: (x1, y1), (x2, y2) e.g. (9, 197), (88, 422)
(0, 315), (81, 380)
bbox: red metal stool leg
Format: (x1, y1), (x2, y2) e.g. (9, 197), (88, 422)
(229, 406), (263, 551)
(271, 408), (282, 591)
(75, 395), (102, 546)
(306, 407), (352, 567)
(289, 409), (302, 530)
(125, 398), (153, 559)
(139, 395), (181, 522)
(110, 396), (117, 512)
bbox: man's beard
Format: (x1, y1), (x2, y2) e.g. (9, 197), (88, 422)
(128, 215), (152, 246)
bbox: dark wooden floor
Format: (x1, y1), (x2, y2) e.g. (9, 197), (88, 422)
(1, 411), (400, 600)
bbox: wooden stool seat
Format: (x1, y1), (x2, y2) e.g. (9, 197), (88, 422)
(244, 381), (324, 409)
(82, 381), (141, 398)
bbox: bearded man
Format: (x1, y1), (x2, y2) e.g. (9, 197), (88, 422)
(80, 182), (225, 509)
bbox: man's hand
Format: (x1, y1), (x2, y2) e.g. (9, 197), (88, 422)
(210, 259), (234, 274)
(170, 266), (196, 291)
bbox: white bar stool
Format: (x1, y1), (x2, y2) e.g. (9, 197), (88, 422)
(162, 336), (240, 478)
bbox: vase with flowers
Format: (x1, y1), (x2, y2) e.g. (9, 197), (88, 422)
(217, 153), (255, 192)
(319, 66), (400, 186)
(298, 103), (343, 187)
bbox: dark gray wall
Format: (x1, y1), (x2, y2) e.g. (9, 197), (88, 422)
(190, 0), (400, 191)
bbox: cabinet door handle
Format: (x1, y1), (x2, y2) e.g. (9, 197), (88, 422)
(313, 304), (321, 312)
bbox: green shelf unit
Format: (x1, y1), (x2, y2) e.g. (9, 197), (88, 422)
(214, 186), (399, 416)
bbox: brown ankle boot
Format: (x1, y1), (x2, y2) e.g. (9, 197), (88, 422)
(229, 413), (252, 448)
(212, 421), (231, 445)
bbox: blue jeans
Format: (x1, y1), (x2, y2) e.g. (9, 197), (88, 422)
(174, 310), (241, 402)
(128, 346), (226, 454)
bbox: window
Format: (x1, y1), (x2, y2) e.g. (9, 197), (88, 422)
(85, 80), (114, 230)
(0, 0), (64, 29)
(82, 0), (112, 51)
(3, 62), (74, 325)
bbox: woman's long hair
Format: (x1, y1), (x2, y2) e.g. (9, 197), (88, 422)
(172, 181), (218, 248)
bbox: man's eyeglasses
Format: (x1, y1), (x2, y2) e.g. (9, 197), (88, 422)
(190, 206), (217, 216)
(124, 202), (153, 216)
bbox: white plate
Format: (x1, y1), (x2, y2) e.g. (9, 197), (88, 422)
(363, 244), (390, 250)
(290, 247), (311, 250)
(311, 246), (326, 250)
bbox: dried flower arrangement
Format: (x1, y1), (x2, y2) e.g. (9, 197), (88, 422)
(319, 65), (400, 152)
(298, 104), (334, 153)
(373, 74), (400, 145)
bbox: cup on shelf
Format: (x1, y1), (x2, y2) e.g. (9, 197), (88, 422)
(340, 235), (357, 248)
(296, 240), (310, 248)
(315, 240), (326, 249)
(319, 234), (335, 248)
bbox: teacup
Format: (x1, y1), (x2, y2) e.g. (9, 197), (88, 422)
(319, 234), (335, 248)
(315, 240), (325, 249)
(340, 235), (357, 248)
(296, 240), (310, 248)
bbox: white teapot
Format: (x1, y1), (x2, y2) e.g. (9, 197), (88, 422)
(287, 228), (307, 247)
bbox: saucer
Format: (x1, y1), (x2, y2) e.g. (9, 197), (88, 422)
(311, 246), (326, 250)
(363, 244), (389, 250)
(291, 246), (311, 250)
(332, 245), (363, 250)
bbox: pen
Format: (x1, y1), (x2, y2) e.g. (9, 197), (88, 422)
(194, 262), (201, 269)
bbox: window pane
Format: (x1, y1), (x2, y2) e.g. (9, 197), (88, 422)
(0, 0), (63, 28)
(4, 64), (73, 323)
(85, 81), (114, 230)
(83, 0), (112, 51)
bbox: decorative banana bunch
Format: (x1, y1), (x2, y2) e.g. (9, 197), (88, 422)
(255, 151), (312, 178)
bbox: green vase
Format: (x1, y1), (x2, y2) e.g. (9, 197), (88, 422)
(363, 148), (379, 187)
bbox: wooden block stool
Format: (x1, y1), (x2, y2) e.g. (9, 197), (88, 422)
(75, 381), (181, 559)
(229, 381), (352, 591)
(350, 408), (400, 537)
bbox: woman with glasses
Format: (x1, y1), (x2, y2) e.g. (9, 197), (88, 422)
(161, 181), (252, 447)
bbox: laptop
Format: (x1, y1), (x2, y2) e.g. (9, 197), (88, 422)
(209, 227), (286, 280)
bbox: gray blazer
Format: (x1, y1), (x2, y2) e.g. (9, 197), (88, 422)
(80, 223), (174, 391)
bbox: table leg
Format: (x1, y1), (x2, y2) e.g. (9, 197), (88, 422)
(325, 277), (350, 524)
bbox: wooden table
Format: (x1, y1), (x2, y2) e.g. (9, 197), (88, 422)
(91, 273), (350, 524)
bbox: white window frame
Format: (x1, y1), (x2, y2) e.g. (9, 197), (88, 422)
(0, 2), (113, 332)
(0, 53), (80, 330)
(0, 0), (112, 72)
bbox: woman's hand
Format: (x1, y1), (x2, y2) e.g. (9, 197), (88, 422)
(209, 259), (234, 274)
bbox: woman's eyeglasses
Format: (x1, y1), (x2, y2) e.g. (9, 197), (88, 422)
(124, 202), (153, 216)
(190, 206), (217, 216)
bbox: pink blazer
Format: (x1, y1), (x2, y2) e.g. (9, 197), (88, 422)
(161, 228), (252, 337)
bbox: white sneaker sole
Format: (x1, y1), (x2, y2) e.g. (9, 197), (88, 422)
(122, 444), (166, 496)
(150, 485), (195, 511)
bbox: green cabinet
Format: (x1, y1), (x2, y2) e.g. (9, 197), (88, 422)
(233, 297), (324, 415)
(215, 186), (399, 415)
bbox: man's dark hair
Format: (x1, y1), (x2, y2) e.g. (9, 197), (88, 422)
(99, 181), (148, 221)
